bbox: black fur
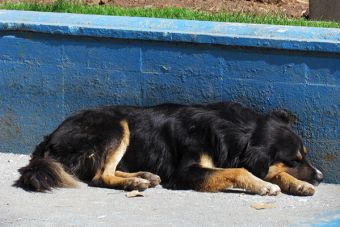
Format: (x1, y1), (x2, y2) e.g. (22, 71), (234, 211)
(14, 158), (69, 192)
(14, 102), (322, 192)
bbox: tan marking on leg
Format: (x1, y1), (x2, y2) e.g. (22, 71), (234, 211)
(102, 120), (130, 175)
(264, 162), (289, 181)
(115, 171), (144, 178)
(200, 153), (215, 168)
(91, 120), (150, 191)
(199, 168), (238, 192)
(268, 172), (315, 196)
(199, 168), (280, 196)
(265, 163), (315, 196)
(99, 175), (150, 191)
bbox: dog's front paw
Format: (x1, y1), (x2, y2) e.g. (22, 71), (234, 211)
(289, 181), (315, 196)
(257, 182), (281, 196)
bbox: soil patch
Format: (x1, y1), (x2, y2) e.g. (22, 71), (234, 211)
(1, 0), (309, 18)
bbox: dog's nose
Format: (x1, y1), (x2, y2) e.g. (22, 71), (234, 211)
(315, 169), (324, 182)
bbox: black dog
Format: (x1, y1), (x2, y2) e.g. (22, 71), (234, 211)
(15, 102), (323, 196)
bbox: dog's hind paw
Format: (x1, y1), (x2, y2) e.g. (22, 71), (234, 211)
(138, 172), (161, 187)
(124, 178), (151, 191)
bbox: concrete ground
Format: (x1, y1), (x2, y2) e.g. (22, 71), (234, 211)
(1, 153), (340, 227)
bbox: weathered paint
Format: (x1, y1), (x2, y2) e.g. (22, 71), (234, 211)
(1, 10), (340, 53)
(0, 10), (339, 183)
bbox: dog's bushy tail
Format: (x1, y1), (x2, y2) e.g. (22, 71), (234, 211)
(14, 157), (77, 192)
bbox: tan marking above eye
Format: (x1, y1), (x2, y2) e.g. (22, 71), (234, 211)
(303, 147), (308, 154)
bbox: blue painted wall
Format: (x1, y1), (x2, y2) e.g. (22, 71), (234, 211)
(0, 10), (339, 183)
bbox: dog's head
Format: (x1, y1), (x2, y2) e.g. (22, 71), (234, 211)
(242, 109), (323, 185)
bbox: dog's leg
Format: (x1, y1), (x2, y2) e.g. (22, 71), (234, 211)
(266, 172), (315, 196)
(91, 174), (150, 191)
(115, 171), (161, 187)
(173, 164), (280, 195)
(198, 167), (280, 195)
(89, 120), (151, 191)
(173, 154), (280, 195)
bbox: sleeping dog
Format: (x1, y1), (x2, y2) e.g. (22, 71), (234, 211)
(15, 102), (323, 196)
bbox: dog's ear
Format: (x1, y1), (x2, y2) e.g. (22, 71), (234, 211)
(241, 147), (270, 179)
(270, 109), (298, 125)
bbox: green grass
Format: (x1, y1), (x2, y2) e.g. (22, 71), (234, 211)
(1, 0), (339, 28)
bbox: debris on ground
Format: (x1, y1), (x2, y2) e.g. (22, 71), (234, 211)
(126, 190), (144, 198)
(250, 202), (276, 210)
